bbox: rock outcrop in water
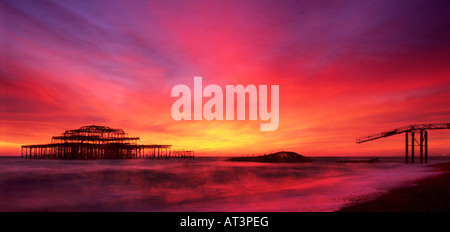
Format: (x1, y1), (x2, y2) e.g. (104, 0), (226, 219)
(226, 151), (314, 163)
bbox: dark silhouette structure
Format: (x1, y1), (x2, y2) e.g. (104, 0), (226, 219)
(356, 123), (450, 163)
(226, 151), (314, 163)
(21, 125), (194, 160)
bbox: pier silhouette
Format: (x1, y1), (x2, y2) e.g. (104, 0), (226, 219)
(21, 125), (194, 160)
(356, 123), (450, 163)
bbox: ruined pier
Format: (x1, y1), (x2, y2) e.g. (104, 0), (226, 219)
(21, 125), (194, 160)
(356, 123), (450, 163)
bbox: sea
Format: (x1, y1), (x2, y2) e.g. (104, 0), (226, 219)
(0, 156), (449, 212)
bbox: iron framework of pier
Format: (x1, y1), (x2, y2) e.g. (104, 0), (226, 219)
(356, 123), (450, 163)
(21, 125), (194, 160)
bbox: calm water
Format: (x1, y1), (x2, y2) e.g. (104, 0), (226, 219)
(0, 156), (448, 212)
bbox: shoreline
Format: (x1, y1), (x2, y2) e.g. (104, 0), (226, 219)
(338, 162), (450, 212)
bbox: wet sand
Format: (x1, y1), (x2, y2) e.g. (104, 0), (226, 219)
(338, 162), (450, 212)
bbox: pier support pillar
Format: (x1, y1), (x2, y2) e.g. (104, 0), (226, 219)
(411, 131), (415, 163)
(420, 130), (424, 163)
(424, 131), (428, 163)
(405, 132), (408, 163)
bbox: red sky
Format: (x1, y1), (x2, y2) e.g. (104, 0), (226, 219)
(1, 0), (450, 156)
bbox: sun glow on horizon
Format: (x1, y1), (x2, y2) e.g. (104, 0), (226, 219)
(1, 0), (450, 156)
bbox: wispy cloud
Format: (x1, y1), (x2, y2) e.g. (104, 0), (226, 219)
(1, 0), (449, 155)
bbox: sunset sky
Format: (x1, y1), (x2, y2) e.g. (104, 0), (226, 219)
(1, 0), (450, 156)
